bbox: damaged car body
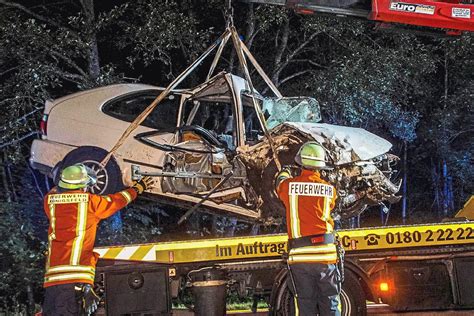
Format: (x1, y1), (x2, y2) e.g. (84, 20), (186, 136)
(30, 71), (400, 223)
(131, 71), (401, 221)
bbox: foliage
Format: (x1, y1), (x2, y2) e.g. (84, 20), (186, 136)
(0, 5), (123, 163)
(96, 201), (169, 246)
(0, 202), (47, 312)
(108, 0), (213, 70)
(408, 34), (474, 216)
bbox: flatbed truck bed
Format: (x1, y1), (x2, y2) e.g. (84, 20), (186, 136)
(94, 221), (474, 315)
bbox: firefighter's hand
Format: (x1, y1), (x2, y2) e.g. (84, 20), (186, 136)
(77, 284), (100, 316)
(132, 176), (154, 194)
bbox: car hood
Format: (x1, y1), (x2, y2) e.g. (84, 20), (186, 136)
(275, 122), (393, 164)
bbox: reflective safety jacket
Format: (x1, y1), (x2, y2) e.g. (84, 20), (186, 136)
(43, 187), (137, 288)
(277, 169), (338, 264)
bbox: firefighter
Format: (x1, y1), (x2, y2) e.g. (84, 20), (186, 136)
(42, 163), (153, 316)
(276, 142), (341, 316)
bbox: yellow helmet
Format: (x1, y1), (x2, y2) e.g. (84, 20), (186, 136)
(58, 164), (97, 190)
(294, 142), (329, 170)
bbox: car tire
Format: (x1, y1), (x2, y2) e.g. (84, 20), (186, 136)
(55, 146), (124, 195)
(274, 271), (367, 316)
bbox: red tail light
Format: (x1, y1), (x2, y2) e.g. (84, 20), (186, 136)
(40, 114), (48, 136)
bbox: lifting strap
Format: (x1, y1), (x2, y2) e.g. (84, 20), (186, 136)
(100, 30), (230, 167)
(101, 21), (283, 172)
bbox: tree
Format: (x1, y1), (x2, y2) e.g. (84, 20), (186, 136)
(0, 202), (47, 314)
(410, 34), (474, 219)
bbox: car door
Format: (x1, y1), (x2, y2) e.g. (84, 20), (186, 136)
(158, 96), (238, 195)
(102, 89), (180, 190)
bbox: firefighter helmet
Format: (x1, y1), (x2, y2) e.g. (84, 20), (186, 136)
(58, 164), (97, 190)
(294, 142), (329, 170)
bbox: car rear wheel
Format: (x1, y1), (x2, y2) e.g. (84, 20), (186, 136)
(54, 146), (124, 195)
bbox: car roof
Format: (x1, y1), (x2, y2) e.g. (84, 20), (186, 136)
(51, 83), (161, 106)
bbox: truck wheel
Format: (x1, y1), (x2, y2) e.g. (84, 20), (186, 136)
(274, 279), (295, 316)
(54, 146), (124, 195)
(341, 271), (367, 316)
(274, 272), (367, 316)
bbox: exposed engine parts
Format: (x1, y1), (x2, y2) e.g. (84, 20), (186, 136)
(239, 124), (401, 220)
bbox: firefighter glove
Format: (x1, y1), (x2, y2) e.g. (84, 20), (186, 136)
(75, 284), (100, 316)
(274, 165), (293, 191)
(132, 176), (154, 194)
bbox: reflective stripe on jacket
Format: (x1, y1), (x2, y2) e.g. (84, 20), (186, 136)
(43, 187), (137, 287)
(277, 169), (338, 264)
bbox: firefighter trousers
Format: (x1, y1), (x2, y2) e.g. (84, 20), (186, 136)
(42, 283), (79, 316)
(289, 263), (341, 316)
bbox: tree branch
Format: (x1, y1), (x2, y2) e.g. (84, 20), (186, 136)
(48, 68), (87, 85)
(0, 108), (43, 132)
(0, 0), (63, 29)
(361, 33), (382, 49)
(272, 31), (321, 85)
(286, 31), (320, 62)
(50, 50), (88, 77)
(289, 59), (327, 69)
(279, 70), (313, 86)
(323, 31), (351, 51)
(245, 3), (256, 50)
(0, 66), (19, 77)
(0, 96), (37, 106)
(0, 131), (38, 150)
(272, 17), (289, 83)
(449, 129), (474, 143)
(29, 1), (71, 10)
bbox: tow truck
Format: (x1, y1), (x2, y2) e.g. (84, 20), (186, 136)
(93, 205), (474, 315)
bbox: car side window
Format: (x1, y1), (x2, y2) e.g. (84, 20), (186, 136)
(103, 91), (179, 132)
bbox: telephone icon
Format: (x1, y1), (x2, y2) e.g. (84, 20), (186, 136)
(364, 233), (381, 246)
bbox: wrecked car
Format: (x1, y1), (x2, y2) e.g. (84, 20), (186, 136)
(30, 71), (400, 222)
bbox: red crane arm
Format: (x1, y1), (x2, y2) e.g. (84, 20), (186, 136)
(370, 0), (474, 31)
